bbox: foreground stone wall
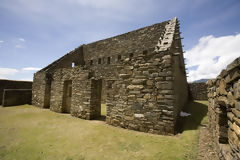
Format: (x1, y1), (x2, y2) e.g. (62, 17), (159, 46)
(208, 57), (240, 160)
(0, 79), (32, 105)
(106, 53), (177, 135)
(2, 89), (32, 107)
(189, 83), (207, 100)
(105, 18), (188, 135)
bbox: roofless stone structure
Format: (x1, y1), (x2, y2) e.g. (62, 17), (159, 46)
(32, 17), (188, 135)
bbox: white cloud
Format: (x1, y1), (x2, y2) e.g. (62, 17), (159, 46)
(20, 78), (33, 81)
(0, 40), (4, 43)
(0, 68), (19, 79)
(185, 34), (240, 82)
(19, 38), (25, 42)
(22, 67), (41, 71)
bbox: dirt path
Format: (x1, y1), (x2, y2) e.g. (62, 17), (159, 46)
(198, 126), (219, 160)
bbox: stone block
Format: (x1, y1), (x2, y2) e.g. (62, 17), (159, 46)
(232, 108), (240, 118)
(142, 71), (150, 76)
(150, 73), (159, 78)
(235, 101), (240, 110)
(227, 92), (235, 106)
(226, 57), (240, 71)
(234, 82), (240, 100)
(233, 122), (240, 136)
(134, 114), (144, 118)
(129, 90), (141, 94)
(143, 93), (151, 99)
(162, 55), (171, 60)
(127, 85), (144, 90)
(119, 74), (131, 79)
(162, 110), (173, 116)
(132, 79), (146, 85)
(164, 95), (174, 99)
(227, 112), (234, 122)
(219, 79), (227, 95)
(125, 116), (134, 121)
(146, 80), (154, 86)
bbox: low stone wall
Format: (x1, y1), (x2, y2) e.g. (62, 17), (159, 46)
(0, 79), (32, 105)
(188, 83), (207, 100)
(208, 57), (240, 160)
(2, 89), (32, 107)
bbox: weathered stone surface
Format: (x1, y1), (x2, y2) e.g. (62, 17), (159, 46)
(233, 81), (240, 100)
(219, 79), (227, 95)
(208, 57), (240, 160)
(235, 101), (240, 110)
(119, 74), (131, 79)
(233, 122), (240, 136)
(146, 80), (154, 86)
(134, 114), (144, 118)
(226, 57), (240, 71)
(189, 82), (207, 100)
(131, 79), (146, 85)
(127, 85), (144, 90)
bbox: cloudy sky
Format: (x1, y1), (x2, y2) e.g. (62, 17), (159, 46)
(0, 0), (239, 82)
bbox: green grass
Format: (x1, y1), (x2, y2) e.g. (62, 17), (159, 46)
(101, 104), (106, 116)
(0, 101), (208, 160)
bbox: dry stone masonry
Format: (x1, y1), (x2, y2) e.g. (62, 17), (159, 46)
(0, 79), (32, 106)
(189, 82), (208, 100)
(2, 89), (32, 107)
(208, 57), (240, 160)
(32, 17), (188, 135)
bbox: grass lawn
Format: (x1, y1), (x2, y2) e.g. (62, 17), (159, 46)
(0, 101), (208, 160)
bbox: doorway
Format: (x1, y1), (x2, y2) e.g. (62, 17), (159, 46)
(62, 80), (72, 113)
(44, 74), (52, 108)
(90, 79), (106, 120)
(218, 105), (228, 144)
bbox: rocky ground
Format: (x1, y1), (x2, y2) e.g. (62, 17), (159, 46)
(198, 125), (219, 160)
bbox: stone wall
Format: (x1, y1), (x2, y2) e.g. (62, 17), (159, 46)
(32, 71), (48, 108)
(0, 79), (32, 105)
(106, 53), (180, 135)
(208, 57), (240, 160)
(189, 83), (208, 100)
(2, 89), (32, 106)
(105, 18), (188, 135)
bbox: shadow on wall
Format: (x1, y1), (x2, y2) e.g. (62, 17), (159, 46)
(177, 101), (208, 133)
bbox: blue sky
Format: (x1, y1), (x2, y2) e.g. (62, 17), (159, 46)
(0, 0), (239, 81)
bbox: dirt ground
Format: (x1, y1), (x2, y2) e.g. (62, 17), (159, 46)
(198, 125), (219, 160)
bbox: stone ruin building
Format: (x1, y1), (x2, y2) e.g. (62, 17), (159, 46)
(32, 17), (188, 135)
(208, 57), (240, 160)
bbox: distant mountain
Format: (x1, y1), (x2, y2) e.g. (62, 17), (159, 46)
(193, 79), (209, 83)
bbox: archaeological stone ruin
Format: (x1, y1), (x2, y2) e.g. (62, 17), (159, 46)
(208, 57), (240, 160)
(32, 17), (189, 135)
(0, 79), (32, 106)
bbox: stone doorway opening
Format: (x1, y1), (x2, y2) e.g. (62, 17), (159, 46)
(62, 80), (72, 113)
(218, 105), (228, 144)
(90, 79), (106, 121)
(44, 74), (52, 109)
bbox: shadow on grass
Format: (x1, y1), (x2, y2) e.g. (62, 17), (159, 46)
(177, 101), (208, 133)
